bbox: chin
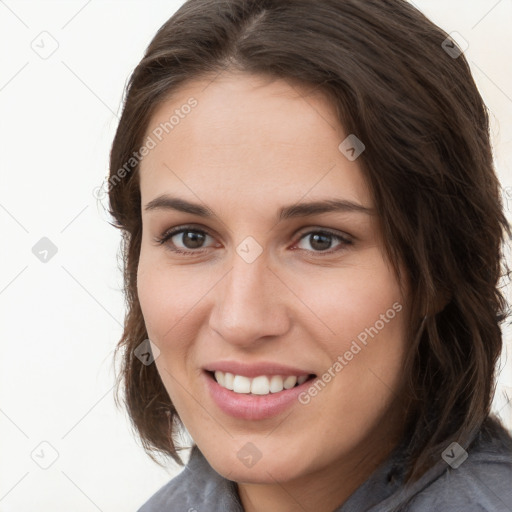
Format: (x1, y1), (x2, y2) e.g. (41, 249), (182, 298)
(207, 448), (307, 484)
(223, 464), (299, 485)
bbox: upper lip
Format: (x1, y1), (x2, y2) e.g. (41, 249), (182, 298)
(203, 360), (315, 378)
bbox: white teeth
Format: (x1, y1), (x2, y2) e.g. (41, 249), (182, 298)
(269, 375), (284, 393)
(233, 375), (251, 393)
(214, 371), (224, 387)
(212, 371), (310, 395)
(283, 376), (297, 389)
(250, 376), (270, 395)
(224, 372), (234, 390)
(297, 375), (308, 385)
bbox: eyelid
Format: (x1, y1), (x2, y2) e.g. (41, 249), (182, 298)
(294, 226), (353, 243)
(153, 224), (217, 250)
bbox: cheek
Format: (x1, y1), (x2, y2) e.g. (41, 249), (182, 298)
(328, 276), (407, 389)
(306, 262), (408, 405)
(137, 258), (166, 336)
(136, 259), (198, 401)
(136, 254), (214, 349)
(136, 255), (186, 341)
(302, 261), (405, 343)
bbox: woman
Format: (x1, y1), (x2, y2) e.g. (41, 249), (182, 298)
(108, 0), (512, 510)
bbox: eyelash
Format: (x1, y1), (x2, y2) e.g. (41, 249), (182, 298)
(153, 224), (353, 257)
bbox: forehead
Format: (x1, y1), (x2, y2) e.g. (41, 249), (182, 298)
(139, 72), (371, 209)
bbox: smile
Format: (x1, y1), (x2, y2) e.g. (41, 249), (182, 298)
(204, 370), (318, 420)
(212, 370), (311, 395)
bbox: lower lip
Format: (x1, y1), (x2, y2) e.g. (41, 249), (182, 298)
(203, 371), (315, 420)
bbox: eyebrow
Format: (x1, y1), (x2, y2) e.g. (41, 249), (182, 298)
(144, 194), (376, 220)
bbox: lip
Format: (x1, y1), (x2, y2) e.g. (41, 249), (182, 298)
(203, 370), (316, 421)
(203, 360), (314, 378)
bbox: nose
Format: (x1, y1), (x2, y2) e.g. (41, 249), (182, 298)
(208, 255), (291, 348)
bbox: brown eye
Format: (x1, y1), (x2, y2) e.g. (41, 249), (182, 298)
(174, 230), (207, 249)
(155, 227), (215, 254)
(295, 230), (352, 254)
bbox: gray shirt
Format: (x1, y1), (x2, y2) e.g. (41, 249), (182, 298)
(137, 416), (512, 511)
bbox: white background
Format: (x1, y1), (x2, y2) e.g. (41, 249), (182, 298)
(1, 1), (511, 510)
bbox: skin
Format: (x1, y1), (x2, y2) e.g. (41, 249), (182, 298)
(137, 71), (411, 512)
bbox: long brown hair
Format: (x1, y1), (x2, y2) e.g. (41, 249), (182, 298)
(108, 0), (511, 483)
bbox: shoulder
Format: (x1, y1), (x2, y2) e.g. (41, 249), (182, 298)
(137, 465), (191, 512)
(137, 445), (243, 512)
(404, 417), (512, 512)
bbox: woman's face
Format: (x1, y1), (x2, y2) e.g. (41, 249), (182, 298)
(137, 72), (410, 486)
